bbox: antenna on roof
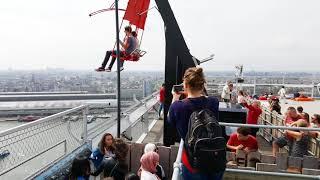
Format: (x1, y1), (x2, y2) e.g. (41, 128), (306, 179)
(192, 54), (215, 66)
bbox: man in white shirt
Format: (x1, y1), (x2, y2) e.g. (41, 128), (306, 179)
(221, 82), (233, 102)
(278, 86), (287, 104)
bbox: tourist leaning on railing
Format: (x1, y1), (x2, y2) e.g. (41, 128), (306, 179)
(304, 114), (320, 138)
(300, 112), (310, 124)
(168, 67), (224, 180)
(272, 120), (310, 157)
(283, 107), (302, 126)
(272, 107), (303, 156)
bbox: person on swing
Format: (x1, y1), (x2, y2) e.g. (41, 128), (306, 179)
(95, 26), (137, 72)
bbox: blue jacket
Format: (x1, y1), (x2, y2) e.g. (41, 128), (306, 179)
(90, 148), (104, 169)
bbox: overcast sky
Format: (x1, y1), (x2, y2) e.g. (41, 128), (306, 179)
(1, 0), (320, 72)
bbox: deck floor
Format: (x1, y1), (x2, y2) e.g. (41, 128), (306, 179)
(143, 118), (164, 144)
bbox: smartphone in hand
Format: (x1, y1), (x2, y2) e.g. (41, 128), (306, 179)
(173, 85), (184, 93)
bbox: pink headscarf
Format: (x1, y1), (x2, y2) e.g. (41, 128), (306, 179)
(140, 151), (159, 173)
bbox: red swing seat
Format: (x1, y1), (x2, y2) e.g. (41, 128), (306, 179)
(111, 49), (147, 62)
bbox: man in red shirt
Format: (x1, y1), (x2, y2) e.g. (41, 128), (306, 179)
(241, 100), (262, 136)
(284, 107), (302, 126)
(273, 107), (303, 156)
(158, 83), (165, 119)
(227, 127), (258, 154)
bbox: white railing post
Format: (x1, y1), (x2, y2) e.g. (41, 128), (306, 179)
(172, 139), (184, 180)
(82, 106), (89, 142)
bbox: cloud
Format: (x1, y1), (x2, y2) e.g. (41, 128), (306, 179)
(0, 0), (319, 71)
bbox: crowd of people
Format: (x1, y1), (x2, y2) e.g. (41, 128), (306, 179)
(70, 66), (319, 179)
(233, 88), (320, 158)
(69, 133), (166, 180)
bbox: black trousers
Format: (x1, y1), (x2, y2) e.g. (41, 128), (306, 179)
(101, 50), (125, 69)
(223, 99), (230, 102)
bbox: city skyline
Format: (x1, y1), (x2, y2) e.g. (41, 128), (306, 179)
(1, 0), (320, 71)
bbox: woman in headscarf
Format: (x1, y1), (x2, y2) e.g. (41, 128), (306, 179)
(143, 143), (166, 180)
(140, 152), (160, 180)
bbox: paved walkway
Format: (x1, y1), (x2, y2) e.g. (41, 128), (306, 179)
(257, 135), (273, 155)
(143, 118), (163, 144)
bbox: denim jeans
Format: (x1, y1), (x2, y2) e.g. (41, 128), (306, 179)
(182, 165), (224, 180)
(158, 103), (164, 117)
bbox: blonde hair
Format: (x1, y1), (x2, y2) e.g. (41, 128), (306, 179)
(183, 67), (206, 92)
(295, 119), (308, 127)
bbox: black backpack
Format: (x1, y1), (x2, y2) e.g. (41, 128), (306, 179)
(184, 98), (226, 173)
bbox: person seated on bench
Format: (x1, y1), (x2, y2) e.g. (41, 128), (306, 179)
(140, 151), (160, 180)
(70, 155), (91, 180)
(90, 133), (115, 171)
(137, 143), (166, 180)
(95, 26), (137, 72)
(227, 127), (258, 154)
(92, 138), (129, 179)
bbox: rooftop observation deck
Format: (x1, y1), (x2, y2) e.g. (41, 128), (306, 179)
(1, 93), (320, 180)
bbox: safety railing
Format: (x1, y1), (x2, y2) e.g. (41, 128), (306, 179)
(172, 139), (184, 180)
(86, 91), (160, 142)
(0, 91), (160, 179)
(259, 106), (320, 157)
(0, 105), (89, 179)
(171, 123), (320, 180)
(121, 92), (160, 142)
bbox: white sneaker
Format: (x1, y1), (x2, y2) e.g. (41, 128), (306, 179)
(119, 67), (124, 71)
(105, 68), (111, 72)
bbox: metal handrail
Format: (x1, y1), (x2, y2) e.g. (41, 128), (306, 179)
(0, 105), (88, 178)
(220, 122), (320, 131)
(0, 92), (160, 178)
(0, 105), (87, 136)
(86, 91), (159, 140)
(172, 139), (184, 180)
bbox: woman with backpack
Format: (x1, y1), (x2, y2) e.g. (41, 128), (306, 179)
(168, 67), (225, 180)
